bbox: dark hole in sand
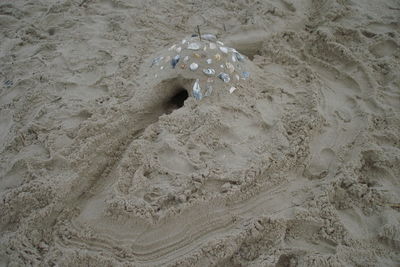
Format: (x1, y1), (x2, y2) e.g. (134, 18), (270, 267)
(48, 28), (55, 36)
(165, 88), (188, 113)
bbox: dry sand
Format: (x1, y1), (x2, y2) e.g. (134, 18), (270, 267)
(1, 0), (400, 266)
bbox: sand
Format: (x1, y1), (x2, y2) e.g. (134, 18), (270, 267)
(0, 0), (399, 266)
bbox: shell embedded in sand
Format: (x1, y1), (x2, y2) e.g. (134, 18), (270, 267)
(149, 34), (250, 100)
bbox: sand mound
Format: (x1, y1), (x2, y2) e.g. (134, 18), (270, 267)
(0, 0), (399, 266)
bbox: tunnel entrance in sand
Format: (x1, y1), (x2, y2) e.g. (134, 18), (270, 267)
(166, 88), (188, 110)
(155, 78), (192, 115)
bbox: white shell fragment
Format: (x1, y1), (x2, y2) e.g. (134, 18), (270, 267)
(219, 46), (228, 54)
(193, 79), (202, 100)
(218, 72), (230, 83)
(231, 54), (237, 62)
(206, 58), (212, 64)
(225, 62), (235, 73)
(201, 34), (217, 42)
(203, 68), (216, 76)
(209, 43), (216, 49)
(182, 39), (187, 44)
(151, 56), (164, 67)
(205, 84), (213, 96)
(235, 74), (240, 80)
(187, 43), (201, 50)
(234, 52), (245, 62)
(169, 44), (176, 51)
(190, 62), (199, 71)
(229, 86), (236, 93)
(217, 41), (224, 46)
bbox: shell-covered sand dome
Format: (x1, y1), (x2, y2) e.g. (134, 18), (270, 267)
(147, 34), (251, 100)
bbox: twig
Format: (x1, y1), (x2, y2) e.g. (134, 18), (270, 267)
(197, 25), (201, 41)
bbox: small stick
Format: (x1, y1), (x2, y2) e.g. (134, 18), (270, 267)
(197, 25), (201, 41)
(223, 23), (226, 32)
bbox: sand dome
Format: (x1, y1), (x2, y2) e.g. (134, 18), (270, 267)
(147, 34), (251, 101)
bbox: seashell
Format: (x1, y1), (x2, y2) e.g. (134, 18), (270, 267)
(214, 53), (221, 61)
(160, 66), (164, 70)
(183, 56), (189, 62)
(218, 72), (230, 83)
(194, 53), (201, 58)
(229, 86), (236, 94)
(241, 71), (250, 79)
(231, 54), (237, 62)
(203, 68), (215, 76)
(169, 44), (176, 51)
(203, 46), (207, 51)
(182, 39), (187, 44)
(219, 46), (228, 54)
(192, 79), (202, 100)
(225, 62), (235, 73)
(220, 64), (224, 68)
(206, 58), (212, 64)
(188, 43), (201, 50)
(205, 84), (213, 96)
(201, 34), (217, 42)
(190, 62), (199, 71)
(171, 55), (180, 68)
(234, 52), (245, 62)
(209, 43), (216, 49)
(180, 64), (186, 69)
(235, 74), (240, 80)
(217, 41), (224, 46)
(151, 56), (164, 67)
(176, 46), (182, 53)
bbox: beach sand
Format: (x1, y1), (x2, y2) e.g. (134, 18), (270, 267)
(0, 0), (399, 266)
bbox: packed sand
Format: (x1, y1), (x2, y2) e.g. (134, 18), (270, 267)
(1, 0), (400, 266)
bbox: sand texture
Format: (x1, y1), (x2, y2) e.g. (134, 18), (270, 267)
(1, 0), (400, 266)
